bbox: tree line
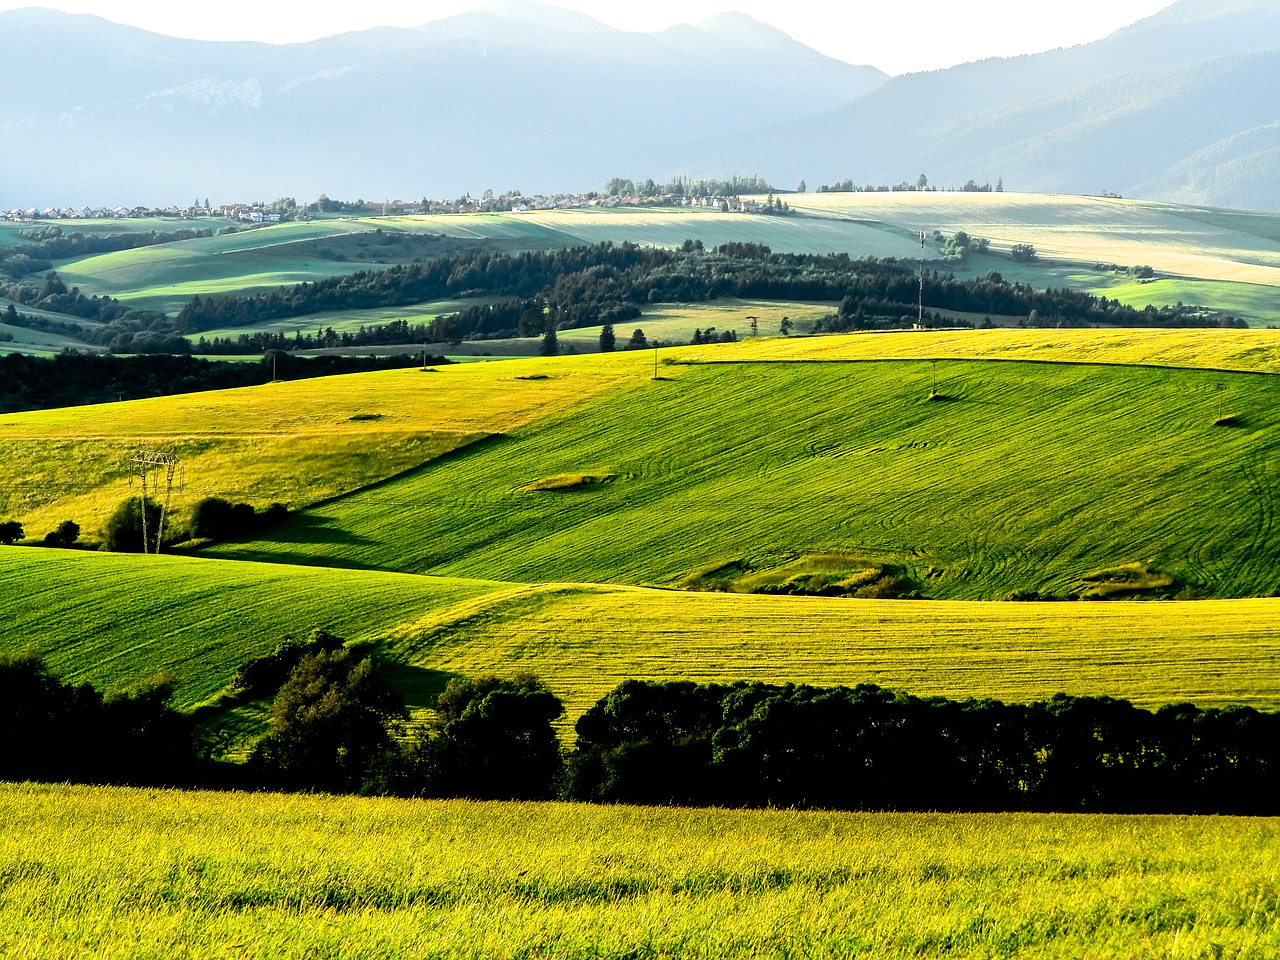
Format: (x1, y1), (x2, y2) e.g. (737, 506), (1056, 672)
(0, 226), (215, 280)
(171, 241), (1232, 350)
(3, 242), (1238, 356)
(0, 351), (445, 414)
(2, 650), (1276, 814)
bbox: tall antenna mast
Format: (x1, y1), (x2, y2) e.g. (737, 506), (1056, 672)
(918, 230), (926, 326)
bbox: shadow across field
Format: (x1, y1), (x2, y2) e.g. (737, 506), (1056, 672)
(376, 659), (462, 711)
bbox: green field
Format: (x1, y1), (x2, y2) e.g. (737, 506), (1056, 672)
(7, 549), (1280, 726)
(1084, 275), (1280, 326)
(7, 202), (1280, 957)
(8, 196), (1280, 356)
(201, 350), (1280, 600)
(0, 549), (502, 708)
(3, 783), (1277, 960)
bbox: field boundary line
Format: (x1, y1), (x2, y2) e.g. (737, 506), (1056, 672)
(675, 356), (1280, 377)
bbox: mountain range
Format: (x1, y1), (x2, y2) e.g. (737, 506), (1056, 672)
(1, 0), (1277, 209)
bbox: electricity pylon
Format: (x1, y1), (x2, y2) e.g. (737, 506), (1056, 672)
(128, 450), (182, 554)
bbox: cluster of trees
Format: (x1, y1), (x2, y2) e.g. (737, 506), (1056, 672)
(1, 273), (174, 351)
(604, 175), (775, 199)
(816, 269), (1240, 332)
(690, 327), (739, 345)
(940, 231), (991, 260)
(99, 495), (290, 553)
(567, 681), (1280, 814)
(225, 637), (564, 799)
(815, 176), (1002, 193)
(0, 519), (81, 548)
(0, 652), (195, 786)
(0, 351), (443, 414)
(171, 241), (1238, 351)
(194, 320), (453, 354)
(6, 652), (1279, 815)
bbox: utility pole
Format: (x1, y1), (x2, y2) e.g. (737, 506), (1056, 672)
(127, 450), (182, 554)
(653, 344), (659, 380)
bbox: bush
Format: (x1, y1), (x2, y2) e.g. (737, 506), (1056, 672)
(102, 497), (163, 553)
(0, 520), (23, 545)
(411, 675), (564, 800)
(42, 519), (79, 548)
(189, 497), (288, 542)
(223, 629), (345, 703)
(251, 647), (407, 793)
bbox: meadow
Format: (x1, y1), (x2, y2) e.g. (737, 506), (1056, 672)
(0, 549), (502, 708)
(203, 347), (1280, 601)
(788, 192), (1280, 290)
(10, 194), (1280, 357)
(0, 782), (1276, 959)
(0, 357), (633, 532)
(7, 547), (1280, 728)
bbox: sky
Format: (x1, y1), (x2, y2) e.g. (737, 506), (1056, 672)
(0, 0), (1179, 74)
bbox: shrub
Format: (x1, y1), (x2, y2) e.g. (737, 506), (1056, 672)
(411, 674), (564, 800)
(102, 497), (163, 553)
(251, 647), (407, 793)
(42, 520), (79, 548)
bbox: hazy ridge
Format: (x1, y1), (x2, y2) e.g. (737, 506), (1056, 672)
(1, 0), (1278, 208)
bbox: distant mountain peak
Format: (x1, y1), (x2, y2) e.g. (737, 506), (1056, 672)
(472, 0), (615, 33)
(696, 11), (803, 50)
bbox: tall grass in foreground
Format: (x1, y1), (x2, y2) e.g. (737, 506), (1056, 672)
(1, 783), (1276, 958)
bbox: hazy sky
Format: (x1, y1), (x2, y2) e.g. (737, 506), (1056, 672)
(3, 0), (1179, 74)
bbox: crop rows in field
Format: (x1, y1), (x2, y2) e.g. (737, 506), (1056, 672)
(0, 358), (635, 534)
(0, 550), (502, 707)
(209, 354), (1280, 600)
(2, 782), (1276, 959)
(7, 549), (1280, 723)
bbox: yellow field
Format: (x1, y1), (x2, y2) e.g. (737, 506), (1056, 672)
(682, 326), (1280, 373)
(6, 326), (1280, 536)
(385, 584), (1280, 724)
(0, 354), (643, 533)
(3, 783), (1276, 959)
(787, 192), (1280, 287)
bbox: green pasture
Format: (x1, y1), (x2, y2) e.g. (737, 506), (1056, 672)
(0, 549), (502, 708)
(4, 547), (1280, 728)
(193, 297), (505, 341)
(3, 783), (1277, 960)
(429, 300), (837, 358)
(1082, 275), (1280, 326)
(791, 191), (1280, 288)
(209, 355), (1280, 600)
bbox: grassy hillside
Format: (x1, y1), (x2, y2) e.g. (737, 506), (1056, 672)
(205, 347), (1280, 600)
(5, 783), (1277, 959)
(0, 357), (634, 534)
(686, 326), (1280, 372)
(788, 192), (1280, 289)
(384, 583), (1280, 718)
(8, 549), (1280, 723)
(45, 209), (924, 316)
(0, 549), (502, 707)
